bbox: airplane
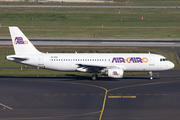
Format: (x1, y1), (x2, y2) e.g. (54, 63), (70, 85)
(6, 27), (175, 80)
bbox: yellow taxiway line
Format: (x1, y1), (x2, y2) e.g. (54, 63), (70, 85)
(108, 96), (136, 98)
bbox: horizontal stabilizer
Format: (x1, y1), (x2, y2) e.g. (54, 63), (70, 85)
(6, 55), (28, 61)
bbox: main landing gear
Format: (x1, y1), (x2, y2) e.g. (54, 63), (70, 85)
(149, 71), (153, 80)
(92, 73), (98, 81)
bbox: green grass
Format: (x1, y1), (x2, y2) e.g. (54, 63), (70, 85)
(0, 69), (150, 76)
(0, 69), (149, 76)
(0, 7), (180, 39)
(0, 6), (179, 75)
(0, 0), (180, 6)
(0, 69), (90, 76)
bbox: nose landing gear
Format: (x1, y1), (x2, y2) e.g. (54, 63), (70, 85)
(149, 71), (153, 80)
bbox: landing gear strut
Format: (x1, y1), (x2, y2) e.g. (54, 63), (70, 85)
(92, 73), (98, 81)
(149, 71), (153, 80)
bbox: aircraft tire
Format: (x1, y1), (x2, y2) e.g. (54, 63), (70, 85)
(150, 76), (153, 80)
(92, 75), (97, 81)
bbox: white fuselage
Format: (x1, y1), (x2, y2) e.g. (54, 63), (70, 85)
(7, 53), (174, 72)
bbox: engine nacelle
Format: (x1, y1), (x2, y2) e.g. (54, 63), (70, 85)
(101, 69), (124, 78)
(77, 67), (88, 72)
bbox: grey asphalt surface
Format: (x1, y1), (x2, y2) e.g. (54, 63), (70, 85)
(0, 5), (180, 8)
(1, 38), (180, 47)
(0, 70), (180, 120)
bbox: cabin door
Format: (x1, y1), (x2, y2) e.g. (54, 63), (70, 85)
(149, 55), (154, 66)
(38, 55), (44, 66)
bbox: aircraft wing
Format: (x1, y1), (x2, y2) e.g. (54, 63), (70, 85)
(76, 63), (121, 72)
(77, 63), (108, 69)
(76, 63), (126, 73)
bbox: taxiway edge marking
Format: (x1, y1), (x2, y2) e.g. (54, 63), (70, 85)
(0, 103), (13, 110)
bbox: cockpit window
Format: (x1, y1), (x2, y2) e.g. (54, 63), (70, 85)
(160, 58), (169, 62)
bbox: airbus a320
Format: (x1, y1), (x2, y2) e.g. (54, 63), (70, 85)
(6, 27), (175, 80)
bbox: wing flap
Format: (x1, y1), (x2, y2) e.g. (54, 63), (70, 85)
(76, 63), (126, 72)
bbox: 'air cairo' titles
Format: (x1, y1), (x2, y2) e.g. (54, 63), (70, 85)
(112, 57), (148, 63)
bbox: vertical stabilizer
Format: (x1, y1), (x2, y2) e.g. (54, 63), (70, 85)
(9, 27), (41, 55)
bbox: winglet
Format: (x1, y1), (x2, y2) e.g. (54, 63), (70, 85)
(9, 27), (41, 55)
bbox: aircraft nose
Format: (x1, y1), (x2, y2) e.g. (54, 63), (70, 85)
(169, 62), (175, 69)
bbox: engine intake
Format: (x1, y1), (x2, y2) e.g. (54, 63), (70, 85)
(101, 68), (124, 78)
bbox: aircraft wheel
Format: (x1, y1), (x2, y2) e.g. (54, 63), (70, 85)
(150, 76), (153, 80)
(92, 74), (97, 81)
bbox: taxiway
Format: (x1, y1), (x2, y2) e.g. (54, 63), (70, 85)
(0, 70), (180, 120)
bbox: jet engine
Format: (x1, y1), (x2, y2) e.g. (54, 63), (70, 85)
(101, 68), (124, 78)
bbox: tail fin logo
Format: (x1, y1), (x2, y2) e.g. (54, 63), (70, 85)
(14, 37), (28, 45)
